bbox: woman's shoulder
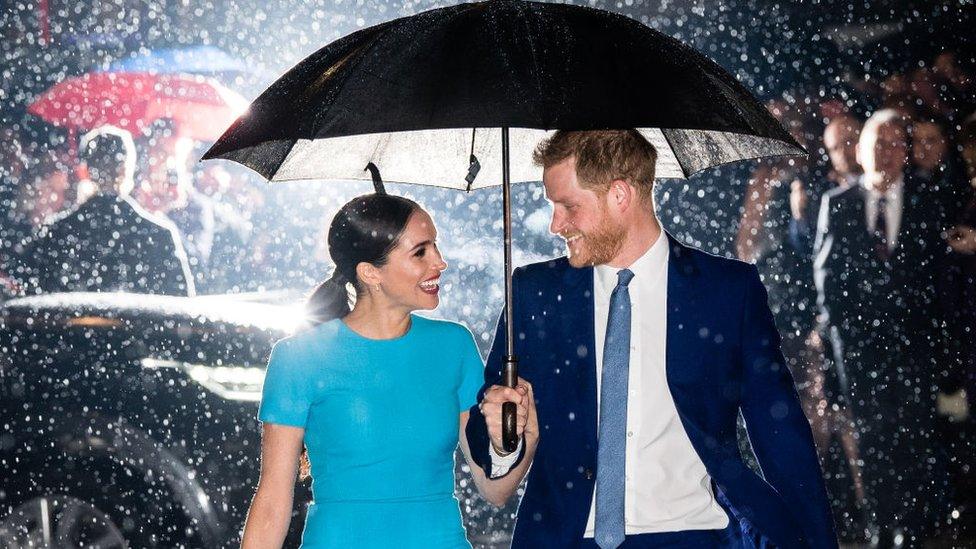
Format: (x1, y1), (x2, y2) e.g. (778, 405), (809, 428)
(413, 314), (469, 333)
(272, 319), (344, 355)
(412, 315), (476, 343)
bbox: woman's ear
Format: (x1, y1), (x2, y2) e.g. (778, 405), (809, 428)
(356, 262), (381, 288)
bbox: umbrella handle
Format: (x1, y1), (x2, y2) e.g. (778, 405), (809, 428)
(502, 354), (519, 453)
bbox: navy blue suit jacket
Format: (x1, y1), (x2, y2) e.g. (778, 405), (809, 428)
(466, 234), (837, 548)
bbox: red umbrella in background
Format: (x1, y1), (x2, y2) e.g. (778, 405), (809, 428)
(28, 72), (248, 156)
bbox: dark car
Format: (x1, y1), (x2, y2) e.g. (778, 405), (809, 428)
(0, 292), (309, 548)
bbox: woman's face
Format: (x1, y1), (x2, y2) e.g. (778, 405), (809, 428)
(374, 209), (448, 312)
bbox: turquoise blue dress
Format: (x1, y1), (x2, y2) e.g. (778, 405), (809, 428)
(258, 314), (484, 548)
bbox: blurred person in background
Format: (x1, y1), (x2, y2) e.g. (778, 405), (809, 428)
(737, 100), (820, 429)
(736, 156), (827, 429)
(813, 109), (869, 537)
(738, 101), (865, 538)
(814, 109), (954, 546)
(17, 125), (194, 296)
(911, 117), (969, 221)
(944, 114), (976, 417)
(936, 111), (976, 542)
(138, 119), (216, 288)
(909, 69), (950, 120)
(931, 52), (975, 120)
(823, 115), (864, 189)
(880, 74), (914, 116)
(17, 150), (71, 230)
(190, 149), (253, 293)
(1, 150), (72, 288)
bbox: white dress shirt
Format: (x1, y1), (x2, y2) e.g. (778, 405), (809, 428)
(584, 233), (728, 536)
(491, 233), (729, 534)
(864, 177), (903, 251)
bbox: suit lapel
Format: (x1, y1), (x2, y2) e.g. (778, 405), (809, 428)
(560, 263), (599, 454)
(664, 234), (706, 390)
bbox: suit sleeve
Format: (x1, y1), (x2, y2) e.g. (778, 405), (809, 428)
(739, 264), (838, 548)
(464, 268), (527, 479)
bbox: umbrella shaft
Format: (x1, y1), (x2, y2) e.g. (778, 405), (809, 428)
(502, 127), (514, 356)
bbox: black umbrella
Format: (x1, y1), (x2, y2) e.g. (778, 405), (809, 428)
(203, 0), (803, 451)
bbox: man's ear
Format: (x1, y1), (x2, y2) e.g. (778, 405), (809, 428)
(608, 179), (634, 213)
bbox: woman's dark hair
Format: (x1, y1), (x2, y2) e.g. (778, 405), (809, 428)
(305, 193), (421, 325)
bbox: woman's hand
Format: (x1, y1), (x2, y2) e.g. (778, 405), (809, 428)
(460, 376), (539, 507)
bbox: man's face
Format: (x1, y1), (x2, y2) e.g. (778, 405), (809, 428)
(824, 119), (861, 177)
(543, 157), (624, 268)
(860, 121), (908, 180)
(143, 164), (188, 213)
(911, 122), (948, 171)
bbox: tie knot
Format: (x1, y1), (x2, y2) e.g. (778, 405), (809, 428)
(616, 268), (634, 288)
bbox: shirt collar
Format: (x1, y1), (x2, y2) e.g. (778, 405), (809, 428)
(594, 231), (669, 293)
(864, 176), (903, 201)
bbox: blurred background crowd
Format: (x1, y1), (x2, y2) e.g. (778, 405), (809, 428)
(1, 0), (974, 546)
(729, 53), (976, 546)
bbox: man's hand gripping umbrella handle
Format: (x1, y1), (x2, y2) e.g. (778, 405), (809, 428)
(502, 354), (519, 452)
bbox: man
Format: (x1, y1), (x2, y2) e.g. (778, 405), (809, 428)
(911, 117), (968, 221)
(19, 126), (194, 296)
(822, 116), (863, 189)
(813, 110), (951, 545)
(139, 119), (216, 279)
(467, 130), (836, 548)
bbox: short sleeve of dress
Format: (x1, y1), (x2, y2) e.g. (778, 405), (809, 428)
(258, 339), (313, 428)
(455, 325), (485, 410)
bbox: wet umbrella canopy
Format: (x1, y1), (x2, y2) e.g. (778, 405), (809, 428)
(202, 0), (803, 186)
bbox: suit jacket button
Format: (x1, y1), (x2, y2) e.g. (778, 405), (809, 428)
(584, 468), (593, 480)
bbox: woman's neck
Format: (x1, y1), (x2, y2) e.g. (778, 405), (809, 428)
(343, 298), (412, 339)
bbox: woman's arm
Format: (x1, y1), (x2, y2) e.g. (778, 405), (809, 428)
(240, 423), (306, 549)
(458, 380), (538, 507)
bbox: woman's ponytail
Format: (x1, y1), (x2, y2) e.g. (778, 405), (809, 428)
(305, 271), (354, 326)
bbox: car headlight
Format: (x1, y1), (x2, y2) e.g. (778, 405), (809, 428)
(141, 358), (266, 402)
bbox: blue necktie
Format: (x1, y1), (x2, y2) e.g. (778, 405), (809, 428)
(595, 268), (634, 549)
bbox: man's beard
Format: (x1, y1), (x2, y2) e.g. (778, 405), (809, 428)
(565, 213), (625, 268)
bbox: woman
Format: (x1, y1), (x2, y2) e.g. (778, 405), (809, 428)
(240, 192), (537, 548)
